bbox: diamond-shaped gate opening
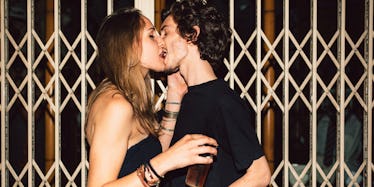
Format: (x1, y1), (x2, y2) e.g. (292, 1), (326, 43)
(8, 1), (27, 45)
(289, 99), (310, 164)
(317, 58), (338, 89)
(289, 163), (311, 186)
(316, 98), (337, 186)
(345, 55), (365, 92)
(33, 99), (56, 186)
(344, 72), (365, 122)
(289, 55), (311, 92)
(343, 97), (364, 186)
(61, 0), (82, 39)
(8, 99), (28, 186)
(61, 99), (82, 186)
(233, 32), (254, 68)
(261, 56), (283, 105)
(9, 56), (28, 88)
(346, 1), (364, 43)
(61, 64), (82, 102)
(317, 2), (338, 40)
(289, 0), (310, 42)
(34, 55), (56, 100)
(261, 33), (283, 85)
(59, 29), (83, 88)
(234, 5), (255, 43)
(233, 57), (256, 111)
(232, 34), (256, 77)
(234, 57), (255, 91)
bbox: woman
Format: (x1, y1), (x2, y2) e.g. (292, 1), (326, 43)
(85, 8), (217, 187)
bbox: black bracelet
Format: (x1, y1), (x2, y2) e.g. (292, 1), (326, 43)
(163, 109), (179, 119)
(147, 160), (164, 180)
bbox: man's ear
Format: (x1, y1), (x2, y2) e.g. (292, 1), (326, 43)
(192, 26), (200, 41)
(187, 26), (200, 44)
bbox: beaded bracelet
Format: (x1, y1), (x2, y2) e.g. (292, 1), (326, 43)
(137, 164), (161, 187)
(136, 165), (150, 187)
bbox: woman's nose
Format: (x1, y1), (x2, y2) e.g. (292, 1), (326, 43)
(157, 37), (165, 47)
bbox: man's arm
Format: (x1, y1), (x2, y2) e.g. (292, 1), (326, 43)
(229, 156), (271, 187)
(158, 72), (187, 151)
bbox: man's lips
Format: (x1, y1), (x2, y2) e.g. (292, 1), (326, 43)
(160, 48), (167, 58)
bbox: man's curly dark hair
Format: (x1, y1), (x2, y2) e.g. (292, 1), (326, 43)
(162, 0), (232, 68)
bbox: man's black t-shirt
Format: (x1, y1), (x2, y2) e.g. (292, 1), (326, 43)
(163, 79), (264, 187)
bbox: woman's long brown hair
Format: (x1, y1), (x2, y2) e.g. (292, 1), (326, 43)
(86, 8), (158, 137)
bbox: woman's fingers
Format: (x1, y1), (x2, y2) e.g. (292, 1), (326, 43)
(178, 134), (218, 158)
(164, 134), (218, 169)
(181, 134), (218, 148)
(191, 153), (215, 164)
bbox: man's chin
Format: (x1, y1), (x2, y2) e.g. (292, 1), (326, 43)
(164, 67), (179, 75)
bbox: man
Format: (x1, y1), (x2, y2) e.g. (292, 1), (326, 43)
(159, 0), (271, 186)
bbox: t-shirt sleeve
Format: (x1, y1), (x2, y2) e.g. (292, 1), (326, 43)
(219, 95), (264, 171)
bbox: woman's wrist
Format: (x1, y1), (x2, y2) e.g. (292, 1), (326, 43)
(149, 156), (169, 177)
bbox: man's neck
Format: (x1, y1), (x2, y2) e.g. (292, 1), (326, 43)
(179, 58), (217, 87)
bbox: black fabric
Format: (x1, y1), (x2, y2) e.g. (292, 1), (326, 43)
(162, 79), (264, 187)
(118, 135), (162, 178)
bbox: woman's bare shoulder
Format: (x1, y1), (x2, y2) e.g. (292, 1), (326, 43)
(93, 89), (133, 118)
(86, 89), (134, 143)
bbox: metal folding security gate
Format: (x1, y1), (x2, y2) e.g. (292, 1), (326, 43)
(0, 0), (372, 186)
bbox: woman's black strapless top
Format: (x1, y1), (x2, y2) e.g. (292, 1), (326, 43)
(118, 135), (162, 178)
